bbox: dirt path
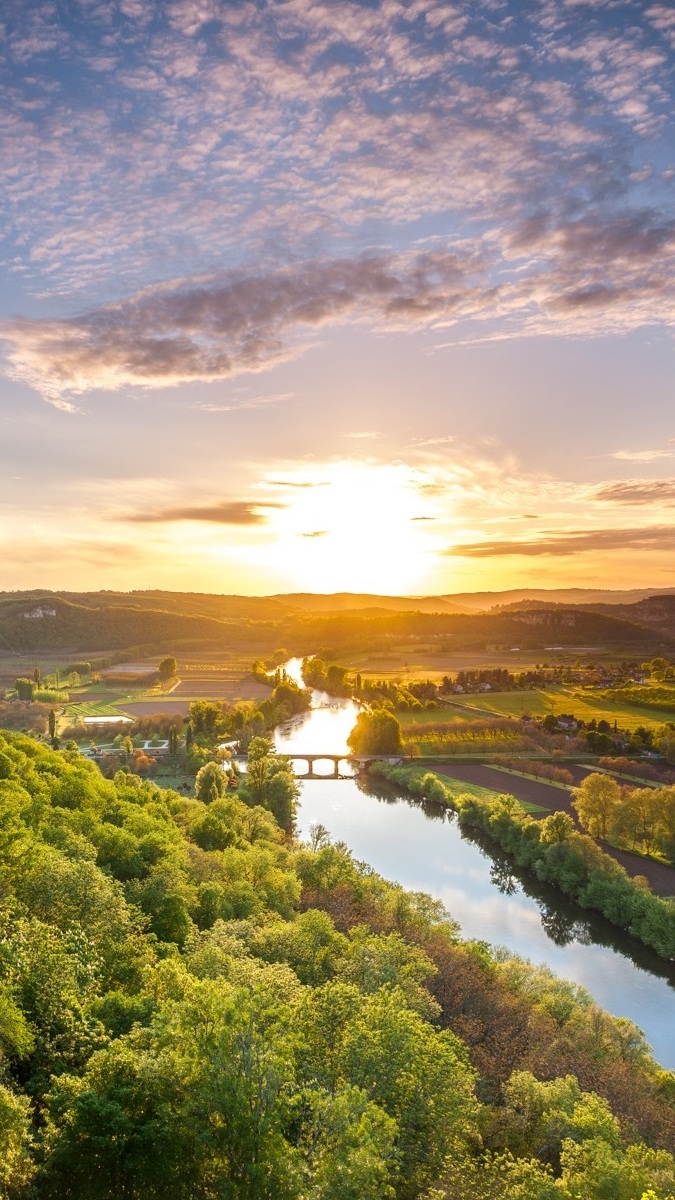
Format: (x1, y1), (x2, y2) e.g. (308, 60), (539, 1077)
(427, 761), (675, 898)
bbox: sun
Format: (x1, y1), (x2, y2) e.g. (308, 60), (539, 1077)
(258, 461), (436, 594)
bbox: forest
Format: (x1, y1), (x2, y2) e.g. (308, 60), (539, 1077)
(1, 590), (674, 659)
(0, 733), (675, 1197)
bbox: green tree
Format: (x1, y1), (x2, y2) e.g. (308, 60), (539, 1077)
(302, 1084), (397, 1200)
(347, 711), (403, 756)
(14, 677), (35, 701)
(195, 761), (225, 804)
(48, 707), (57, 739)
(159, 656), (178, 679)
(540, 811), (575, 845)
(0, 1084), (34, 1195)
(240, 739), (299, 832)
(338, 988), (478, 1198)
(189, 700), (225, 736)
(66, 661), (92, 677)
(615, 787), (661, 853)
(572, 773), (621, 839)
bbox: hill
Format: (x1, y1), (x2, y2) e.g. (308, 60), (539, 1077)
(2, 589), (675, 660)
(270, 591), (469, 614)
(0, 592), (279, 658)
(445, 587), (675, 612)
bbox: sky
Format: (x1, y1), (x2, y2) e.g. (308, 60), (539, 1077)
(1, 0), (674, 597)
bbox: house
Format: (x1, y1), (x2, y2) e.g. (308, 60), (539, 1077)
(20, 606), (57, 619)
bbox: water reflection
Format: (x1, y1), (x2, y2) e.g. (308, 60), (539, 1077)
(273, 660), (675, 1069)
(489, 859), (519, 897)
(294, 772), (675, 1069)
(538, 906), (592, 949)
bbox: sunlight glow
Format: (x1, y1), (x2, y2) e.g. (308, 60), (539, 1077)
(255, 462), (438, 594)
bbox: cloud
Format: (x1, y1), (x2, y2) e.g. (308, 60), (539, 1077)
(266, 480), (328, 489)
(123, 500), (281, 525)
(0, 0), (674, 414)
(12, 199), (675, 408)
(609, 446), (675, 463)
(0, 251), (481, 403)
(593, 479), (675, 505)
(0, 538), (145, 571)
(301, 530), (328, 538)
(447, 526), (675, 557)
(1, 0), (672, 308)
(196, 392), (292, 413)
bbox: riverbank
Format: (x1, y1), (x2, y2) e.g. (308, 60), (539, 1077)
(277, 659), (675, 1067)
(427, 760), (675, 898)
(368, 762), (675, 962)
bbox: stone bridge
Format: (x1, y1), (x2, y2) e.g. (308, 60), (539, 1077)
(232, 753), (404, 779)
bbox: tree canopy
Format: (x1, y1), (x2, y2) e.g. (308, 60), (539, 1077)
(347, 711), (403, 756)
(0, 732), (673, 1198)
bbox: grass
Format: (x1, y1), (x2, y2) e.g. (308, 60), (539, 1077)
(148, 769), (196, 792)
(342, 647), (554, 680)
(401, 767), (546, 815)
(422, 686), (675, 731)
(398, 704), (497, 726)
(61, 656), (267, 727)
(64, 696), (135, 719)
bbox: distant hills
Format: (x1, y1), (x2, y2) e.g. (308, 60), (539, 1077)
(1, 587), (675, 661)
(270, 592), (468, 614)
(273, 588), (675, 614)
(443, 587), (675, 611)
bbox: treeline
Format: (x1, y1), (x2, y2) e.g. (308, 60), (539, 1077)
(0, 700), (51, 734)
(372, 763), (675, 963)
(301, 657), (439, 709)
(494, 757), (575, 785)
(599, 756), (675, 785)
(572, 772), (675, 863)
(593, 685), (675, 712)
(13, 679), (68, 704)
(0, 733), (674, 1197)
(402, 717), (575, 757)
(3, 590), (672, 658)
(292, 606), (668, 654)
(184, 678), (311, 771)
(442, 667), (549, 693)
(60, 712), (183, 744)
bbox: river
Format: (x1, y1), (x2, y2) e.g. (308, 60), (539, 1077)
(274, 660), (675, 1070)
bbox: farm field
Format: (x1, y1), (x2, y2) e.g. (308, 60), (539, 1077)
(416, 686), (675, 731)
(422, 770), (547, 814)
(341, 646), (569, 679)
(59, 653), (271, 726)
(169, 678), (269, 700)
(0, 649), (109, 688)
(122, 699), (193, 718)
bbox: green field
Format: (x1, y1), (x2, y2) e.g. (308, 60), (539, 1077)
(411, 687), (675, 732)
(341, 647), (565, 680)
(58, 654), (269, 730)
(428, 772), (545, 814)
